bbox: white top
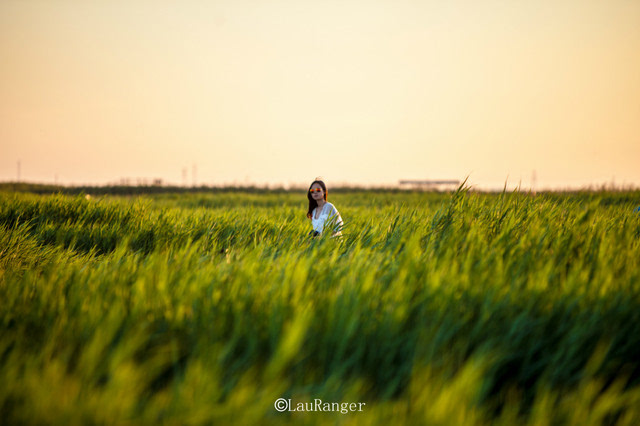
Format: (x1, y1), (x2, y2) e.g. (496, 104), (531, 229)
(312, 202), (343, 236)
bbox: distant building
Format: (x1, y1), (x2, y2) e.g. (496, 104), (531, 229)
(399, 179), (460, 190)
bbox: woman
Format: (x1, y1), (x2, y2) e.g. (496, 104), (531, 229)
(307, 179), (343, 237)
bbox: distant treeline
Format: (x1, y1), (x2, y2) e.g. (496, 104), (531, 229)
(0, 182), (434, 195)
(0, 182), (294, 195)
(1, 181), (639, 199)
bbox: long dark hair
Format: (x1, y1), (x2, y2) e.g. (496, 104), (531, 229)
(306, 180), (327, 219)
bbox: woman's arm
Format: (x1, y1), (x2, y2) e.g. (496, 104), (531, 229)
(325, 204), (343, 236)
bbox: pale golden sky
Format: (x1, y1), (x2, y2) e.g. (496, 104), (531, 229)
(1, 0), (639, 189)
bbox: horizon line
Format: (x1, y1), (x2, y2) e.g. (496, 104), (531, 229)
(1, 180), (639, 193)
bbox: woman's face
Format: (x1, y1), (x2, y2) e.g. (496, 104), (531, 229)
(310, 183), (325, 202)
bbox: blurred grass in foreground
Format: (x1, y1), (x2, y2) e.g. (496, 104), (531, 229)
(1, 188), (640, 424)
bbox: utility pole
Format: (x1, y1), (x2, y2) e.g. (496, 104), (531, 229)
(17, 160), (21, 182)
(531, 170), (537, 194)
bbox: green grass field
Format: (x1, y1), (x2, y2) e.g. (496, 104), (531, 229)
(1, 187), (640, 425)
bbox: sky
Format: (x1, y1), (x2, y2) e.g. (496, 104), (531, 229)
(1, 0), (639, 190)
